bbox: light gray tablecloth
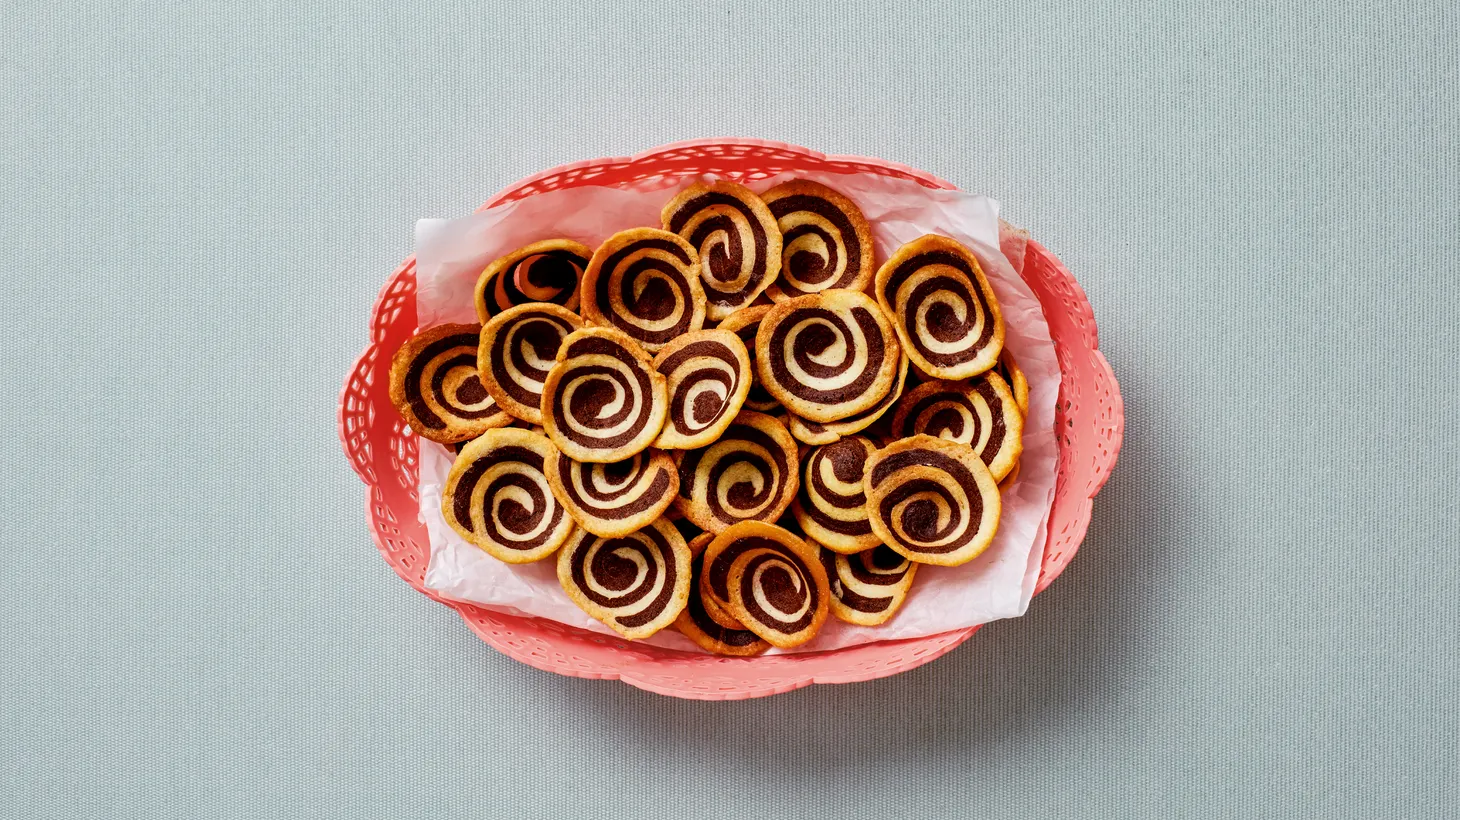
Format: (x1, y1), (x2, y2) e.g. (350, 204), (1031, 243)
(4, 3), (1456, 818)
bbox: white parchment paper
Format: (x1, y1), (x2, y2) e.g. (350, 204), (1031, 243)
(411, 171), (1060, 654)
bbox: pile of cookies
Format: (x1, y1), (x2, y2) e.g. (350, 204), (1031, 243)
(390, 179), (1028, 654)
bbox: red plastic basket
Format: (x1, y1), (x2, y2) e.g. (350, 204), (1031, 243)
(337, 138), (1123, 700)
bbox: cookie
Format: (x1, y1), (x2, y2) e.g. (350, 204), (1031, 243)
(702, 521), (830, 649)
(874, 235), (1005, 380)
(755, 289), (902, 423)
(784, 352), (909, 445)
(389, 323), (512, 443)
(819, 544), (918, 626)
(556, 517), (691, 640)
(651, 329), (752, 449)
(717, 305), (781, 412)
(791, 436), (882, 554)
(993, 348), (1030, 415)
(674, 537), (771, 657)
(478, 303), (583, 425)
(673, 410), (799, 531)
(581, 228), (705, 352)
(474, 239), (592, 320)
(441, 428), (575, 563)
(661, 181), (782, 320)
(890, 372), (1024, 482)
(761, 180), (876, 301)
(546, 448), (678, 538)
(863, 435), (1001, 566)
(540, 327), (668, 463)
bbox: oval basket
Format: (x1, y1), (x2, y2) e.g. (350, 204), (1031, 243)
(337, 138), (1123, 700)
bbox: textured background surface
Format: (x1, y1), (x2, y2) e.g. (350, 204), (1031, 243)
(3, 2), (1457, 818)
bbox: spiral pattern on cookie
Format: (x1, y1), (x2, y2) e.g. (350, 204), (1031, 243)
(556, 518), (691, 640)
(756, 289), (901, 423)
(662, 181), (781, 320)
(864, 436), (1001, 566)
(541, 327), (667, 463)
(792, 436), (881, 553)
(820, 544), (918, 626)
(546, 448), (677, 537)
(441, 428), (573, 563)
(389, 323), (511, 443)
(673, 411), (799, 530)
(717, 305), (781, 412)
(475, 239), (591, 320)
(479, 303), (583, 425)
(675, 545), (770, 656)
(786, 353), (909, 444)
(874, 235), (1005, 380)
(651, 329), (752, 449)
(890, 372), (1024, 481)
(762, 180), (875, 301)
(582, 228), (705, 352)
(701, 522), (829, 649)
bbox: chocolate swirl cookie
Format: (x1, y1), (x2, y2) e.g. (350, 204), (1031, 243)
(545, 448), (678, 538)
(819, 544), (918, 626)
(993, 348), (1030, 415)
(441, 428), (575, 563)
(540, 327), (668, 463)
(474, 239), (592, 320)
(791, 436), (882, 554)
(478, 303), (583, 425)
(674, 535), (771, 656)
(661, 181), (782, 320)
(755, 289), (902, 423)
(673, 411), (799, 531)
(717, 305), (781, 412)
(785, 352), (909, 445)
(890, 372), (1024, 482)
(863, 435), (1001, 566)
(701, 521), (830, 649)
(651, 329), (752, 449)
(581, 228), (705, 352)
(874, 235), (1005, 380)
(762, 180), (875, 301)
(389, 323), (512, 443)
(556, 517), (691, 640)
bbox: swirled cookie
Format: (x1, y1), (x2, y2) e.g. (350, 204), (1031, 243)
(874, 235), (1004, 380)
(478, 303), (583, 424)
(661, 181), (782, 320)
(717, 305), (781, 412)
(819, 544), (918, 626)
(702, 521), (830, 649)
(762, 180), (875, 301)
(581, 228), (705, 352)
(890, 372), (1024, 482)
(390, 324), (512, 443)
(672, 410), (799, 531)
(651, 329), (752, 449)
(863, 435), (1001, 566)
(540, 327), (668, 463)
(546, 448), (678, 538)
(556, 517), (691, 640)
(474, 239), (592, 320)
(441, 428), (575, 563)
(755, 289), (901, 422)
(674, 533), (771, 656)
(791, 436), (882, 554)
(993, 348), (1030, 415)
(784, 352), (909, 445)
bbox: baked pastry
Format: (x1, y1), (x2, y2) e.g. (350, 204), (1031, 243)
(890, 372), (1024, 481)
(651, 329), (752, 449)
(478, 303), (583, 425)
(545, 448), (678, 537)
(673, 410), (799, 531)
(674, 533), (771, 656)
(474, 239), (592, 320)
(819, 544), (918, 626)
(761, 180), (875, 301)
(791, 435), (882, 554)
(556, 517), (691, 640)
(701, 521), (830, 649)
(390, 323), (512, 443)
(993, 348), (1030, 415)
(580, 228), (705, 352)
(784, 353), (909, 445)
(661, 181), (782, 320)
(863, 435), (1001, 566)
(540, 327), (668, 463)
(716, 305), (781, 412)
(441, 428), (575, 563)
(874, 235), (1004, 380)
(755, 289), (901, 422)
